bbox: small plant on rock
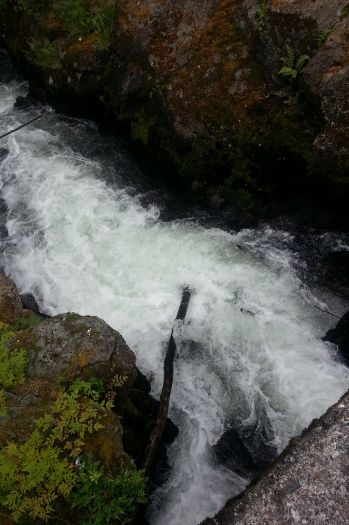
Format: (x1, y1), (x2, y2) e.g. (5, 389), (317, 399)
(255, 2), (267, 33)
(70, 455), (146, 525)
(279, 45), (310, 81)
(0, 322), (27, 390)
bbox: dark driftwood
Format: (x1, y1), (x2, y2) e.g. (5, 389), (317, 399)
(142, 286), (191, 477)
(0, 113), (44, 140)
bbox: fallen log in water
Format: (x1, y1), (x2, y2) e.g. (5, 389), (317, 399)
(0, 113), (44, 140)
(142, 286), (191, 477)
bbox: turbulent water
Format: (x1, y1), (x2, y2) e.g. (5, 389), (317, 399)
(1, 55), (349, 525)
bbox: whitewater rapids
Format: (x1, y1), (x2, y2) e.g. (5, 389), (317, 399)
(0, 64), (348, 525)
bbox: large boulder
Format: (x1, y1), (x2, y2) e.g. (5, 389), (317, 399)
(0, 312), (141, 476)
(202, 389), (349, 525)
(24, 313), (137, 387)
(324, 311), (349, 366)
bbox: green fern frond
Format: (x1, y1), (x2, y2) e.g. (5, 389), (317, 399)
(295, 54), (310, 72)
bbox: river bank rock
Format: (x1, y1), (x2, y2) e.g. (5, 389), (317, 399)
(324, 311), (349, 366)
(24, 313), (137, 387)
(0, 309), (143, 469)
(214, 423), (277, 478)
(319, 251), (349, 298)
(0, 273), (176, 522)
(1, 1), (348, 225)
(0, 272), (24, 323)
(201, 388), (349, 525)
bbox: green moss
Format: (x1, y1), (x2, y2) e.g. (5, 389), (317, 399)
(12, 315), (42, 332)
(0, 322), (27, 391)
(124, 108), (154, 146)
(92, 0), (117, 49)
(55, 0), (116, 47)
(28, 39), (62, 70)
(55, 0), (95, 36)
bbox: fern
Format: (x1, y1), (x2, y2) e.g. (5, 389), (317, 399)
(279, 46), (310, 81)
(280, 45), (295, 68)
(255, 2), (267, 33)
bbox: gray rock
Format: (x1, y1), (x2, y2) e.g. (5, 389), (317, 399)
(0, 272), (23, 324)
(201, 389), (349, 525)
(26, 313), (137, 385)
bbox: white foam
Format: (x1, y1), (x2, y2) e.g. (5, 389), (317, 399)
(0, 80), (348, 525)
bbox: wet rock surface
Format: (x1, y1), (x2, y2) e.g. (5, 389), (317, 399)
(213, 428), (260, 477)
(201, 389), (349, 525)
(319, 251), (349, 298)
(1, 1), (349, 224)
(325, 311), (349, 366)
(0, 272), (24, 323)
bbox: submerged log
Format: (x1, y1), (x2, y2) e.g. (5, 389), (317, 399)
(142, 286), (191, 477)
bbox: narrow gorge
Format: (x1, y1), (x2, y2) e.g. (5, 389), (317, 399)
(0, 1), (349, 524)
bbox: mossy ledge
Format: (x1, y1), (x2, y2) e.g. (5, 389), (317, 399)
(1, 0), (348, 227)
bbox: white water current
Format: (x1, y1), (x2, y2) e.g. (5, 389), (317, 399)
(1, 66), (349, 525)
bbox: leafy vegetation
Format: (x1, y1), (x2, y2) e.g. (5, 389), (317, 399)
(92, 0), (117, 49)
(55, 0), (117, 47)
(255, 2), (267, 33)
(279, 46), (310, 81)
(28, 39), (62, 70)
(70, 456), (146, 525)
(56, 0), (95, 36)
(0, 322), (27, 391)
(13, 314), (41, 331)
(0, 0), (117, 49)
(0, 319), (33, 418)
(0, 378), (145, 523)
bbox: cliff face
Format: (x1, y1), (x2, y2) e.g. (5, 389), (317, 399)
(201, 388), (349, 525)
(1, 0), (348, 223)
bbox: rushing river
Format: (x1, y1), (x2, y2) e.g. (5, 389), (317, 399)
(1, 52), (349, 525)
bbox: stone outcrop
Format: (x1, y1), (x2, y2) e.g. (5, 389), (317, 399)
(1, 1), (348, 224)
(24, 313), (137, 386)
(324, 311), (349, 366)
(201, 388), (349, 525)
(0, 272), (25, 323)
(243, 0), (349, 197)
